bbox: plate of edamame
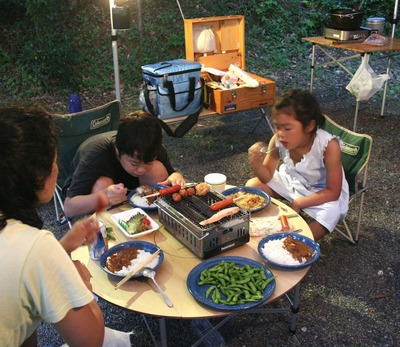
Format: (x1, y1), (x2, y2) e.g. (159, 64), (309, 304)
(186, 256), (276, 311)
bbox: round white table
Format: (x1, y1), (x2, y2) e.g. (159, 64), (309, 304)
(72, 197), (314, 346)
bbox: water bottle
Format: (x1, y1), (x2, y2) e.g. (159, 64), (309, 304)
(69, 93), (83, 113)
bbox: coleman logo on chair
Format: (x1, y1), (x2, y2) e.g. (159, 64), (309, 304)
(91, 115), (111, 130)
(342, 143), (360, 156)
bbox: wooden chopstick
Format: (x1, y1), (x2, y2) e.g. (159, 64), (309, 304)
(114, 249), (161, 290)
(260, 146), (277, 154)
(232, 195), (246, 202)
(106, 200), (129, 211)
(142, 192), (160, 199)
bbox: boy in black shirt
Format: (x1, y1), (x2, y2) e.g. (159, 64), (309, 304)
(63, 111), (185, 217)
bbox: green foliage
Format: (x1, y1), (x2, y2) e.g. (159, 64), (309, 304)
(0, 0), (398, 100)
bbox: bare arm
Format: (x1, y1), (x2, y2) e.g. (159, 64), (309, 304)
(53, 299), (104, 347)
(53, 258), (104, 346)
(64, 183), (126, 217)
(290, 139), (343, 212)
(248, 136), (280, 184)
(64, 192), (106, 217)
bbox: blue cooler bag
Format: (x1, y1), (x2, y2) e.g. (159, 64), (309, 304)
(140, 59), (203, 120)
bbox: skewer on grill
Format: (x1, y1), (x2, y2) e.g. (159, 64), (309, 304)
(142, 185), (181, 198)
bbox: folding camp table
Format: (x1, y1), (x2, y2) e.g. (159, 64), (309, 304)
(302, 36), (400, 131)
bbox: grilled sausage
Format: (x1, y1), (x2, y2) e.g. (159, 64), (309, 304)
(280, 215), (290, 231)
(159, 185), (182, 196)
(209, 197), (234, 211)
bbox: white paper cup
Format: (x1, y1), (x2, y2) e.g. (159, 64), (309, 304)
(204, 173), (226, 193)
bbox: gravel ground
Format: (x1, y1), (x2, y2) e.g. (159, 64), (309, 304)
(35, 75), (400, 346)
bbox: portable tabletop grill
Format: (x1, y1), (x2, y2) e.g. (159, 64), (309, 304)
(155, 190), (250, 259)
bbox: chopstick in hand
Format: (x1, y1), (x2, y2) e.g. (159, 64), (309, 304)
(114, 249), (161, 290)
(260, 146), (277, 154)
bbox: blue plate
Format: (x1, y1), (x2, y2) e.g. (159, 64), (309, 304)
(221, 186), (271, 213)
(127, 184), (167, 210)
(100, 241), (164, 279)
(258, 233), (320, 270)
(187, 256), (276, 311)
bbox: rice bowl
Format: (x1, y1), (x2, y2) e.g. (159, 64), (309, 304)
(257, 233), (320, 270)
(260, 239), (304, 265)
(107, 249), (160, 276)
(100, 241), (164, 278)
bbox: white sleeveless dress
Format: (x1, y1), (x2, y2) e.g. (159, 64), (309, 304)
(267, 128), (349, 232)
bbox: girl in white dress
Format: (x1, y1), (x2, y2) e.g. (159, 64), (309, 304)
(247, 90), (349, 240)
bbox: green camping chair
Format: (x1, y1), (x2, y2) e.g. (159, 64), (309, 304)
(52, 100), (122, 227)
(322, 114), (373, 243)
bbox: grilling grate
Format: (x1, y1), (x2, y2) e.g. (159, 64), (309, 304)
(156, 190), (250, 258)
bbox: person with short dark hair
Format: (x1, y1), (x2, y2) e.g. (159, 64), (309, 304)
(246, 89), (349, 240)
(0, 105), (104, 347)
(63, 110), (185, 217)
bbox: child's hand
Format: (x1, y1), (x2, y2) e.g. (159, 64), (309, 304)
(159, 172), (185, 188)
(248, 142), (267, 165)
(104, 183), (127, 206)
(60, 217), (100, 254)
(289, 199), (302, 213)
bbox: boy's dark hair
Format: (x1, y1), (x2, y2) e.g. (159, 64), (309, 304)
(272, 89), (324, 132)
(0, 105), (58, 229)
(115, 111), (162, 163)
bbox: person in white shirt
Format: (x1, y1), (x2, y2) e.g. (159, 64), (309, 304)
(0, 105), (105, 347)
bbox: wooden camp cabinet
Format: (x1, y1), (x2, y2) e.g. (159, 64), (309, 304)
(184, 15), (276, 114)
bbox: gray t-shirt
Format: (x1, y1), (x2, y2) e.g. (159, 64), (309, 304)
(64, 131), (174, 198)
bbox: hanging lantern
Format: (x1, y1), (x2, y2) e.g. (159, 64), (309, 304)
(112, 5), (131, 30)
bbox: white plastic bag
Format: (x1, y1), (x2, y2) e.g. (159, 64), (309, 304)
(60, 328), (133, 347)
(102, 327), (133, 347)
(346, 55), (389, 101)
(194, 26), (216, 53)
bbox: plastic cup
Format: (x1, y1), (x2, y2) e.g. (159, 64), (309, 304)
(204, 173), (226, 193)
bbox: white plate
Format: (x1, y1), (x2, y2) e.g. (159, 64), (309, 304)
(110, 208), (159, 239)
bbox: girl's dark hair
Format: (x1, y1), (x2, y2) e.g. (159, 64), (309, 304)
(115, 111), (162, 163)
(272, 89), (324, 132)
(0, 105), (58, 229)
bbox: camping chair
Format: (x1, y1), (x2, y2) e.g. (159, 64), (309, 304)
(322, 114), (373, 243)
(52, 100), (122, 228)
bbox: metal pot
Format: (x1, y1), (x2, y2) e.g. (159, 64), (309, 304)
(329, 8), (365, 31)
(366, 17), (386, 35)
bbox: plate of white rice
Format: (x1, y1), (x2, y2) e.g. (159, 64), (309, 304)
(257, 232), (320, 270)
(100, 241), (163, 278)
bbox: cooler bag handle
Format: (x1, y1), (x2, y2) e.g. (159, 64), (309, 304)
(157, 108), (201, 138)
(165, 77), (196, 112)
(142, 86), (199, 137)
(143, 87), (156, 116)
(157, 77), (204, 138)
(153, 62), (172, 73)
